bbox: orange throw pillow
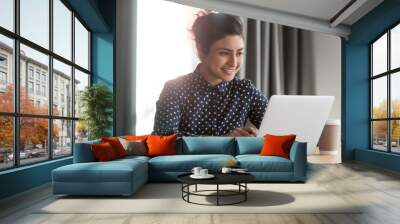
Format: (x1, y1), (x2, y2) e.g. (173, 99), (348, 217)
(260, 134), (296, 159)
(124, 135), (149, 141)
(101, 137), (127, 158)
(91, 142), (118, 161)
(146, 134), (177, 157)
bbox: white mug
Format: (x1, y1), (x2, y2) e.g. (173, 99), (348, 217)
(191, 167), (202, 176)
(200, 169), (208, 176)
(221, 167), (232, 174)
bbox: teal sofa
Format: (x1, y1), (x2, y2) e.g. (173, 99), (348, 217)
(52, 137), (307, 196)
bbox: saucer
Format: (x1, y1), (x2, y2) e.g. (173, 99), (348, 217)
(190, 174), (215, 179)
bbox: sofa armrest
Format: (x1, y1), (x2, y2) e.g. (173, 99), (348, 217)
(289, 141), (307, 181)
(73, 140), (100, 163)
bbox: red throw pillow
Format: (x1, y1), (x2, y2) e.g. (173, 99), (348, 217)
(91, 142), (118, 161)
(146, 134), (177, 157)
(101, 137), (127, 158)
(260, 134), (296, 159)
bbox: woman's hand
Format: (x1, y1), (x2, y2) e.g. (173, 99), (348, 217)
(226, 127), (258, 137)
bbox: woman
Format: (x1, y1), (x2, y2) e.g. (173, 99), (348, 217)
(152, 12), (268, 137)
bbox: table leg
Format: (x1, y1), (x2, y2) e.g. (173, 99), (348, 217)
(217, 184), (219, 206)
(245, 183), (247, 201)
(195, 184), (197, 192)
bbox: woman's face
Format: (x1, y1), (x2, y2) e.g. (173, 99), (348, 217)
(200, 35), (244, 84)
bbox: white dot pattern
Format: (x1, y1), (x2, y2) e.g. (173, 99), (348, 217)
(152, 68), (268, 136)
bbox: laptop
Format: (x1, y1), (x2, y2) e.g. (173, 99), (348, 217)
(258, 95), (334, 154)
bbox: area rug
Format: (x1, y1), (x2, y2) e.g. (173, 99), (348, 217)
(37, 183), (361, 214)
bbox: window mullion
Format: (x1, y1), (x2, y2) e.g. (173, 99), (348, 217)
(387, 30), (391, 152)
(14, 0), (20, 167)
(71, 10), (76, 155)
(49, 0), (54, 160)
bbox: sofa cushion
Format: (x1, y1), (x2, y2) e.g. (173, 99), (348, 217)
(148, 154), (235, 172)
(53, 158), (148, 183)
(180, 137), (235, 155)
(236, 155), (293, 172)
(74, 139), (100, 163)
(235, 137), (263, 155)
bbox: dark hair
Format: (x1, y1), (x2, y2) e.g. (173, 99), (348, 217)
(192, 12), (243, 55)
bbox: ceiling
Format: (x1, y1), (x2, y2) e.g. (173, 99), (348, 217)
(223, 0), (384, 26)
(225, 0), (353, 23)
(167, 0), (384, 37)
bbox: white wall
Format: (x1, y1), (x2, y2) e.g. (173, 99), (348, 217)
(310, 31), (342, 120)
(115, 1), (342, 134)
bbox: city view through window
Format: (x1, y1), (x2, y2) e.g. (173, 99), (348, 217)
(0, 0), (90, 170)
(371, 23), (400, 153)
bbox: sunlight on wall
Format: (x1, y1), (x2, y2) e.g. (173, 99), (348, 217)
(136, 0), (200, 135)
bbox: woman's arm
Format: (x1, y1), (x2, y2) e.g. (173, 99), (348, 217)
(152, 81), (182, 136)
(248, 87), (268, 129)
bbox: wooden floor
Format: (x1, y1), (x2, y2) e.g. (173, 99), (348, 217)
(1, 161), (400, 224)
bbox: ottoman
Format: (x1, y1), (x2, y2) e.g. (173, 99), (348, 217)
(52, 157), (148, 196)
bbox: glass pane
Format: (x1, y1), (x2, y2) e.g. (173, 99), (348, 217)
(372, 121), (388, 151)
(372, 77), (387, 119)
(0, 116), (13, 170)
(74, 18), (89, 70)
(391, 120), (400, 153)
(391, 24), (400, 70)
(74, 69), (89, 118)
(20, 44), (49, 115)
(53, 59), (72, 117)
(372, 33), (387, 76)
(75, 120), (88, 143)
(0, 0), (14, 31)
(0, 34), (14, 112)
(20, 0), (49, 49)
(392, 72), (400, 118)
(53, 119), (72, 158)
(53, 0), (72, 60)
(20, 117), (49, 165)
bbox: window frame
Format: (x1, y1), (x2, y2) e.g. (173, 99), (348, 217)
(370, 20), (400, 154)
(0, 0), (92, 171)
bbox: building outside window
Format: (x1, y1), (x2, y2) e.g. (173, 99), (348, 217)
(28, 81), (34, 94)
(0, 0), (91, 170)
(370, 22), (400, 154)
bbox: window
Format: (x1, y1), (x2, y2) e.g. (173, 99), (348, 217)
(28, 67), (34, 80)
(42, 85), (46, 97)
(0, 0), (13, 32)
(28, 81), (34, 94)
(36, 83), (40, 95)
(0, 55), (7, 67)
(136, 0), (200, 134)
(0, 54), (8, 87)
(0, 71), (6, 85)
(0, 0), (91, 170)
(370, 23), (400, 154)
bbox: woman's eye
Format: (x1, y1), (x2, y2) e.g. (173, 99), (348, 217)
(237, 52), (243, 56)
(219, 52), (229, 56)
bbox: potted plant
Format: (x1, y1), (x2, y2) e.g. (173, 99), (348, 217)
(79, 84), (113, 140)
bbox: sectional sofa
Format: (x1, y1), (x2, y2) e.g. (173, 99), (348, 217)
(52, 136), (307, 196)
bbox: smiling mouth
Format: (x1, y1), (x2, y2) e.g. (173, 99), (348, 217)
(222, 68), (236, 75)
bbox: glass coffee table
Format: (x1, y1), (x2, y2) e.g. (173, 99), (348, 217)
(177, 172), (255, 206)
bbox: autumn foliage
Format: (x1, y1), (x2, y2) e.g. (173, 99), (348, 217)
(0, 84), (59, 150)
(372, 99), (400, 141)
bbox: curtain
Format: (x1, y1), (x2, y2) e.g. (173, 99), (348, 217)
(239, 19), (317, 99)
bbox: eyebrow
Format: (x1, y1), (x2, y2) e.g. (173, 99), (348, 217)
(218, 48), (244, 51)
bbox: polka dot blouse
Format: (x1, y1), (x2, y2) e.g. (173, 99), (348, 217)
(152, 67), (268, 136)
